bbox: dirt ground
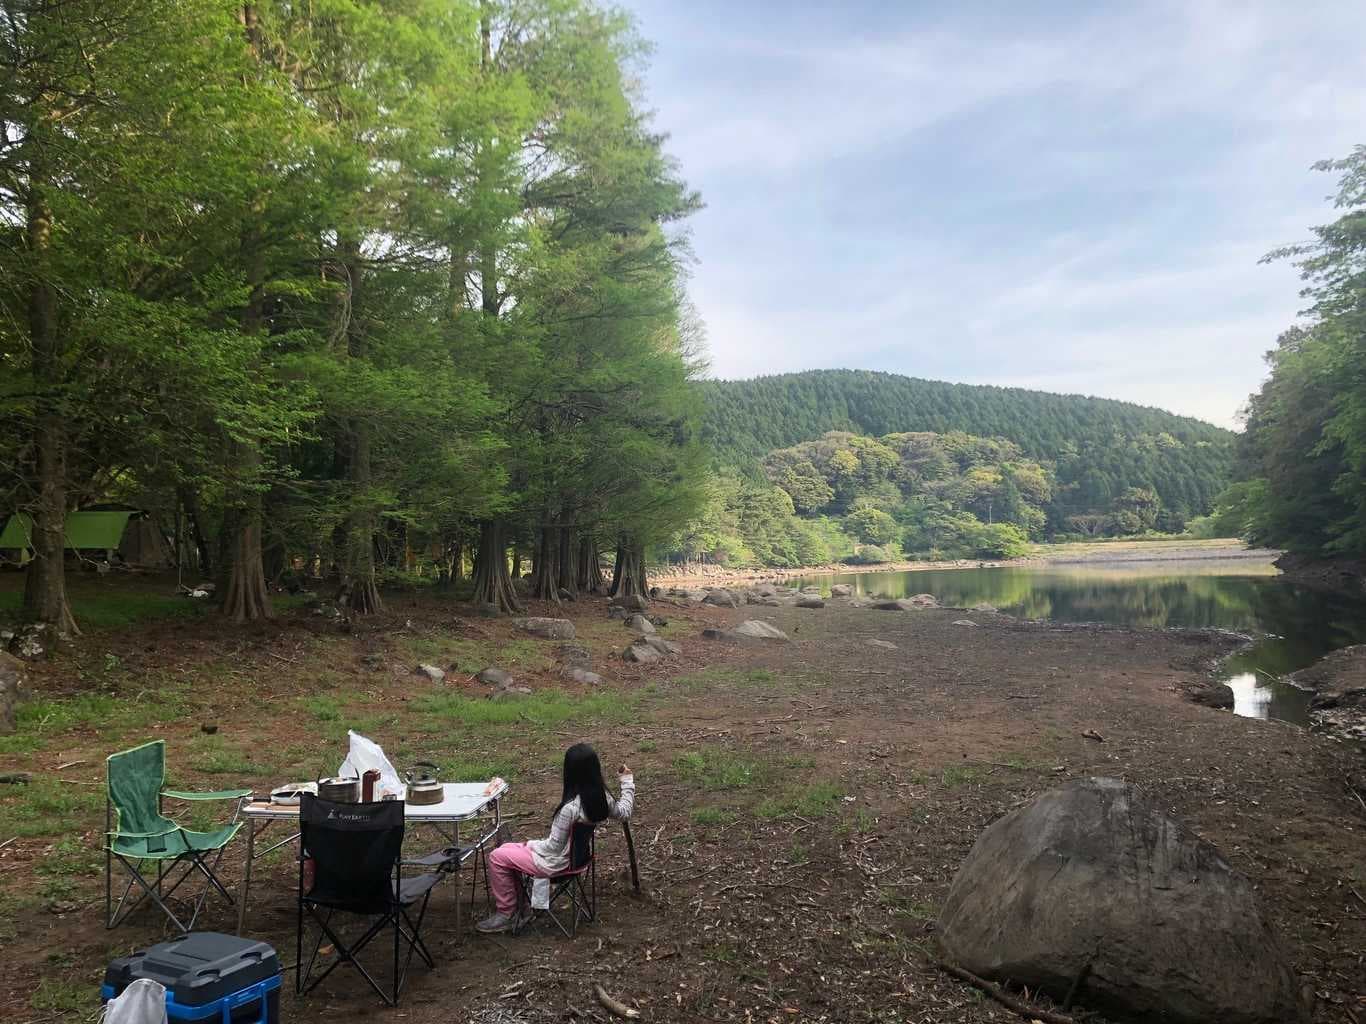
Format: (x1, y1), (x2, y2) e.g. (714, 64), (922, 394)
(1, 583), (1363, 1023)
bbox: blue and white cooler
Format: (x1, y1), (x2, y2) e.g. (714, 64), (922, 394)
(101, 932), (281, 1023)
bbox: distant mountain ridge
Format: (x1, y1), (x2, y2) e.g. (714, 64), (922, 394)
(700, 369), (1234, 520)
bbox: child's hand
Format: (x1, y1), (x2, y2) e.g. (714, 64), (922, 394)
(619, 763), (631, 777)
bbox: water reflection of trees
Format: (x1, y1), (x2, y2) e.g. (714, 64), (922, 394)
(810, 569), (1366, 670)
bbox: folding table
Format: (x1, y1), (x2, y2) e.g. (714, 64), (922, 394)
(235, 781), (507, 935)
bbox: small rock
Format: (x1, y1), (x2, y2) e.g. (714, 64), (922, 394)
(7, 622), (47, 660)
(513, 617), (576, 640)
(562, 667), (604, 685)
(623, 642), (662, 664)
(639, 635), (681, 656)
(415, 663), (446, 683)
(606, 606), (627, 620)
(830, 584), (853, 598)
(730, 620), (789, 642)
(952, 619), (978, 627)
(796, 597), (825, 609)
(557, 643), (592, 669)
(701, 627), (734, 642)
(488, 685), (533, 701)
(476, 667), (514, 687)
(866, 639), (898, 650)
(624, 613), (656, 635)
(970, 602), (998, 613)
(200, 723), (218, 735)
(703, 589), (740, 608)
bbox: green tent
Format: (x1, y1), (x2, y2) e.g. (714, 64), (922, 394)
(0, 511), (137, 550)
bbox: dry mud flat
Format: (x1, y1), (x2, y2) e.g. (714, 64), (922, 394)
(1, 595), (1362, 1023)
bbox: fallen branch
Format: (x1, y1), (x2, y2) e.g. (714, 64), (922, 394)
(0, 836), (17, 851)
(936, 960), (1076, 1024)
(53, 760), (86, 771)
(593, 983), (639, 1019)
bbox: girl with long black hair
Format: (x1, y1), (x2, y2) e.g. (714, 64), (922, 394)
(478, 743), (634, 933)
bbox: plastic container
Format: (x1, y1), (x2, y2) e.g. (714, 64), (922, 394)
(102, 932), (281, 1023)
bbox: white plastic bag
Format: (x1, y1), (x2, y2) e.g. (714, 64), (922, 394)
(338, 730), (403, 797)
(531, 877), (551, 910)
(101, 979), (168, 1024)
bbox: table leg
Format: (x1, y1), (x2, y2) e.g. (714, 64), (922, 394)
(236, 821), (255, 936)
(454, 819), (462, 941)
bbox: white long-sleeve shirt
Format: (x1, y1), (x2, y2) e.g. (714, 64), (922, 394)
(527, 774), (635, 875)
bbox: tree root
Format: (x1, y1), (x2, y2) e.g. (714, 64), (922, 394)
(593, 983), (639, 1019)
(935, 960), (1077, 1024)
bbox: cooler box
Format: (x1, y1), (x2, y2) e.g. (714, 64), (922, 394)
(101, 932), (281, 1023)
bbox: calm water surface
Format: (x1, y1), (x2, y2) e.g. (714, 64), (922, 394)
(797, 562), (1366, 725)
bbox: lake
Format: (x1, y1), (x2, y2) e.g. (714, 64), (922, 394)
(797, 561), (1366, 724)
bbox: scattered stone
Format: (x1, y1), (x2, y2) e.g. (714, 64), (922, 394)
(624, 614), (656, 635)
(199, 723), (218, 735)
(750, 597), (783, 607)
(730, 620), (789, 642)
(701, 627), (734, 642)
(415, 663), (446, 683)
(614, 594), (649, 612)
(639, 635), (681, 656)
(1081, 728), (1104, 742)
(938, 777), (1305, 1024)
(7, 622), (48, 659)
(830, 584), (852, 598)
(562, 667), (604, 685)
(951, 619), (977, 627)
(796, 597), (825, 609)
(488, 685), (533, 701)
(622, 642), (661, 664)
(195, 581), (217, 593)
(799, 585), (822, 595)
(703, 589), (740, 608)
(873, 596), (938, 611)
(1188, 682), (1234, 709)
(682, 589), (709, 605)
(476, 667), (514, 687)
(906, 593), (939, 608)
(866, 639), (898, 650)
(513, 617), (576, 640)
(0, 652), (26, 735)
(556, 643), (592, 669)
(606, 605), (627, 620)
(970, 602), (998, 613)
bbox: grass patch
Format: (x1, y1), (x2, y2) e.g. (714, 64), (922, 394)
(186, 735), (271, 776)
(636, 739), (658, 753)
(939, 765), (984, 788)
(432, 754), (518, 783)
(756, 781), (842, 820)
(674, 748), (765, 791)
(672, 666), (776, 693)
(410, 689), (634, 733)
(0, 778), (104, 839)
(690, 806), (737, 826)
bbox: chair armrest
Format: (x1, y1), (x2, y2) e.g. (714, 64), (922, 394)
(162, 788), (253, 801)
(108, 825), (180, 839)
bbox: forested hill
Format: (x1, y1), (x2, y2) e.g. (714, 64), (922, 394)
(700, 369), (1235, 521)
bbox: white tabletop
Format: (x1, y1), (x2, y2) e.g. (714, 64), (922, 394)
(243, 781), (507, 822)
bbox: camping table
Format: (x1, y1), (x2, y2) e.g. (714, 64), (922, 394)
(235, 782), (507, 936)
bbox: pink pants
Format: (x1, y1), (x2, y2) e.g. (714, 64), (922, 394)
(487, 841), (552, 914)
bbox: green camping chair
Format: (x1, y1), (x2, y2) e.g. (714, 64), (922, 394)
(105, 740), (250, 933)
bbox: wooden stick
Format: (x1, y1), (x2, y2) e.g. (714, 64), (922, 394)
(622, 820), (641, 893)
(936, 961), (1077, 1024)
(593, 983), (639, 1019)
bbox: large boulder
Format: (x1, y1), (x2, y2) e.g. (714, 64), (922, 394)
(475, 667), (513, 687)
(796, 596), (825, 609)
(830, 584), (853, 598)
(937, 777), (1304, 1024)
(703, 589), (740, 608)
(622, 642), (661, 664)
(414, 663), (446, 683)
(513, 617), (576, 641)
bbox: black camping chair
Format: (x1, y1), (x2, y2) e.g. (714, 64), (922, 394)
(296, 795), (451, 1006)
(514, 822), (597, 938)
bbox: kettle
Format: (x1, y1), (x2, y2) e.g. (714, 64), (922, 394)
(405, 762), (444, 806)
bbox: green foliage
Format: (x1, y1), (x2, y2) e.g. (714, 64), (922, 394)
(1223, 148), (1366, 560)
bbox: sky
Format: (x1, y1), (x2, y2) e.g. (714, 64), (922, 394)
(619, 0), (1365, 428)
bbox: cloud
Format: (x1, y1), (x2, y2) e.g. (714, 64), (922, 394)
(625, 0), (1365, 428)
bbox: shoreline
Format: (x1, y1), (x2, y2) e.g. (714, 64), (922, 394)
(652, 539), (1279, 587)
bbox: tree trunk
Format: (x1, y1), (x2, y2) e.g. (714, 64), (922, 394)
(530, 518), (561, 602)
(178, 485), (212, 576)
(576, 535), (604, 594)
(450, 538), (463, 581)
(221, 504), (272, 624)
(609, 536), (648, 601)
(20, 186), (78, 637)
(334, 235), (382, 616)
(556, 522), (578, 599)
(472, 520), (523, 614)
